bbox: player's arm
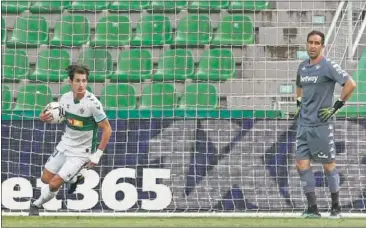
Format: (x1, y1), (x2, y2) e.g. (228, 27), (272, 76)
(86, 100), (112, 168)
(318, 61), (357, 122)
(339, 76), (356, 101)
(96, 119), (112, 152)
(296, 72), (302, 99)
(329, 61), (356, 101)
(294, 68), (303, 118)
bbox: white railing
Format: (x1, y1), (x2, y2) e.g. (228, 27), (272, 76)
(325, 1), (346, 46)
(326, 1), (366, 64)
(351, 3), (366, 57)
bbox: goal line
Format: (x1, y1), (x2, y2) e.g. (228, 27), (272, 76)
(2, 212), (365, 218)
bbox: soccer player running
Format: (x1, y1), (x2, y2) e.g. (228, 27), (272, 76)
(295, 30), (356, 218)
(29, 65), (112, 216)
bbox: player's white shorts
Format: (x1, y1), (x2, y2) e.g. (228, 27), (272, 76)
(45, 148), (90, 182)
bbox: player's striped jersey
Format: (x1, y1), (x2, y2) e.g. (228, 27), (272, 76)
(56, 91), (107, 157)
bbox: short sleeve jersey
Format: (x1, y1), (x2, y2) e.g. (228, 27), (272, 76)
(56, 91), (107, 156)
(296, 57), (349, 126)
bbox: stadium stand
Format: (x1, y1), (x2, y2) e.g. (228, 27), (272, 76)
(140, 83), (178, 109)
(100, 83), (137, 109)
(29, 49), (70, 82)
(13, 84), (53, 110)
(1, 85), (12, 110)
(1, 1), (364, 114)
(110, 49), (153, 82)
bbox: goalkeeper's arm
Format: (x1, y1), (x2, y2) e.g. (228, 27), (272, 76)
(339, 78), (357, 102)
(318, 78), (357, 122)
(294, 72), (303, 118)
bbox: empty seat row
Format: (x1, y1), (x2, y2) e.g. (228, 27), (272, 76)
(2, 48), (235, 82)
(1, 15), (254, 47)
(2, 83), (219, 110)
(2, 1), (270, 14)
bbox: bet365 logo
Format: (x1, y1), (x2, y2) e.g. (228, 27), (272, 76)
(2, 168), (172, 211)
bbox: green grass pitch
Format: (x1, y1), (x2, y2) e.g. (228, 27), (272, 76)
(2, 216), (366, 227)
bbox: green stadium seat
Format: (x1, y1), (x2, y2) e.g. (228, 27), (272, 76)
(77, 48), (113, 83)
(110, 49), (153, 82)
(194, 49), (235, 81)
(338, 50), (366, 116)
(60, 84), (93, 95)
(1, 1), (29, 14)
(229, 1), (270, 11)
(2, 49), (30, 82)
(188, 1), (229, 13)
(152, 49), (194, 81)
(179, 83), (218, 109)
(29, 49), (70, 82)
(1, 17), (6, 44)
(50, 15), (90, 47)
(148, 1), (188, 13)
(174, 15), (211, 45)
(100, 84), (136, 110)
(211, 15), (254, 45)
(2, 85), (12, 110)
(69, 1), (109, 12)
(6, 16), (49, 48)
(89, 15), (131, 47)
(30, 1), (71, 13)
(131, 15), (173, 46)
(140, 83), (177, 109)
(349, 50), (366, 102)
(14, 84), (53, 110)
(108, 1), (150, 11)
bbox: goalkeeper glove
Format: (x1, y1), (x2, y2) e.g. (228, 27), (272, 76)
(294, 97), (302, 119)
(318, 99), (345, 122)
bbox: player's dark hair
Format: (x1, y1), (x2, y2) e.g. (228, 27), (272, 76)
(66, 64), (90, 81)
(307, 30), (325, 45)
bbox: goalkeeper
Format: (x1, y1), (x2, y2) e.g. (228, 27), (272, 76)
(29, 65), (112, 216)
(294, 30), (356, 218)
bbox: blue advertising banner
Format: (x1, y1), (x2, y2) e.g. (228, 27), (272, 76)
(1, 119), (366, 212)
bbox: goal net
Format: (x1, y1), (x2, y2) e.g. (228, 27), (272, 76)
(1, 0), (365, 216)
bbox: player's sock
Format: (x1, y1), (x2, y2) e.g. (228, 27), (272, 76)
(325, 168), (340, 203)
(305, 192), (317, 206)
(33, 185), (59, 207)
(331, 192), (339, 205)
(298, 168), (316, 205)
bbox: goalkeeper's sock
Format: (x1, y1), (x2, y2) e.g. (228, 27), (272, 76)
(325, 168), (340, 204)
(33, 185), (59, 207)
(298, 168), (316, 205)
(331, 192), (340, 206)
(306, 192), (317, 207)
(325, 168), (340, 193)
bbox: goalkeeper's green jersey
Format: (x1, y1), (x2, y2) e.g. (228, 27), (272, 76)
(56, 91), (107, 157)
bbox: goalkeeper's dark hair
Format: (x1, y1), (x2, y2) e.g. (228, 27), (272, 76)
(307, 30), (325, 45)
(66, 64), (90, 81)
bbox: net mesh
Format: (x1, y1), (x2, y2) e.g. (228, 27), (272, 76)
(1, 0), (365, 214)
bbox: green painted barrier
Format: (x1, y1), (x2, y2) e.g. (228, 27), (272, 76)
(1, 109), (284, 120)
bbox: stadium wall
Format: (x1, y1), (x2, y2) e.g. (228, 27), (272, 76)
(2, 116), (365, 213)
